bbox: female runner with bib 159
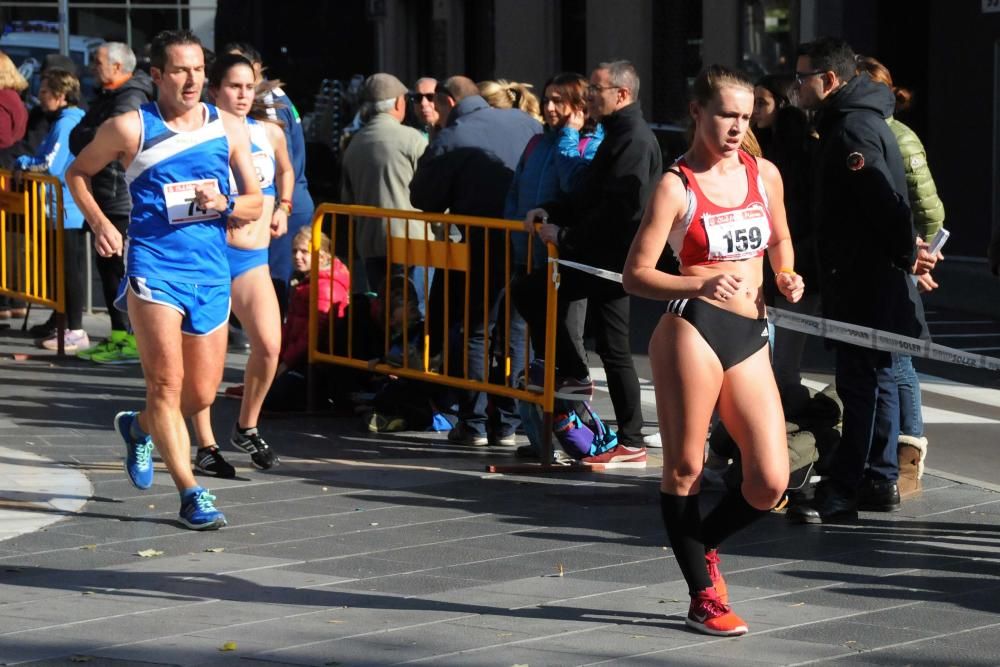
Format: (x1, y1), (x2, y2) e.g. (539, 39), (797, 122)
(622, 65), (804, 637)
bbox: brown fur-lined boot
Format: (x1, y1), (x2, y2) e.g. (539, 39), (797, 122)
(897, 435), (927, 499)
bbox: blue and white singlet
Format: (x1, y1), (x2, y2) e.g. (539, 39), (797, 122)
(124, 102), (231, 285)
(229, 117), (276, 198)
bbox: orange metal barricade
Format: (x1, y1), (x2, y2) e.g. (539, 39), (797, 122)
(307, 204), (561, 465)
(0, 169), (66, 351)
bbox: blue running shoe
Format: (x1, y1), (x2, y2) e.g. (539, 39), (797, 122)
(179, 486), (227, 530)
(115, 411), (154, 490)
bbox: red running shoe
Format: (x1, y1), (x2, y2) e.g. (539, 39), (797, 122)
(705, 548), (728, 605)
(686, 587), (747, 636)
(580, 444), (646, 469)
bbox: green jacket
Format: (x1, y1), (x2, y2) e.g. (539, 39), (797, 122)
(887, 117), (945, 241)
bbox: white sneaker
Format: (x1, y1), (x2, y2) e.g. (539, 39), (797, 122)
(39, 329), (90, 352)
(642, 432), (662, 448)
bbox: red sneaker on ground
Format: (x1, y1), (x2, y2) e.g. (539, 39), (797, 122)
(686, 587), (747, 636)
(705, 548), (728, 605)
(580, 444), (646, 469)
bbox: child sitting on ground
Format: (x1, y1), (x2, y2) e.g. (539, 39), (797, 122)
(227, 227), (351, 411)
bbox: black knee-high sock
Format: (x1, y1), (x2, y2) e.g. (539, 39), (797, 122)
(700, 487), (768, 550)
(660, 492), (712, 595)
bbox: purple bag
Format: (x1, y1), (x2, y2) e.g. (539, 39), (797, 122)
(553, 402), (618, 458)
(553, 411), (593, 458)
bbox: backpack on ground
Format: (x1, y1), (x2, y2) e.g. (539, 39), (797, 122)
(519, 397), (617, 460)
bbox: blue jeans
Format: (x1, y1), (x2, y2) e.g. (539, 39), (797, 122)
(428, 252), (518, 439)
(891, 353), (924, 437)
(832, 343), (900, 489)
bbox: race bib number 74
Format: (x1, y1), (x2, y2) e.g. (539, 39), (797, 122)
(163, 179), (223, 225)
(703, 203), (771, 261)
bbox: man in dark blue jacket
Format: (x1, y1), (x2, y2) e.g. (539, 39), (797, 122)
(410, 75), (541, 446)
(788, 37), (935, 523)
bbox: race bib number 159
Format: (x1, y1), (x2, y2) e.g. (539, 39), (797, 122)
(703, 203), (770, 261)
(163, 179), (222, 225)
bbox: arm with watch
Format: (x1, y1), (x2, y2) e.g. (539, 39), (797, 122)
(202, 109), (264, 229)
(193, 186), (257, 229)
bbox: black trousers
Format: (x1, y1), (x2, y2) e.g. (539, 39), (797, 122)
(63, 228), (89, 330)
(94, 214), (129, 331)
(511, 265), (643, 444)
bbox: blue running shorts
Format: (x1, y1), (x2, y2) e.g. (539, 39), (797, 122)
(115, 276), (231, 336)
(227, 246), (269, 280)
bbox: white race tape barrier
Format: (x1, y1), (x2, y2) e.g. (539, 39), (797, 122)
(550, 258), (1000, 372)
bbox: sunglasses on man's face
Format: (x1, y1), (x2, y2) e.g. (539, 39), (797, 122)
(410, 92), (435, 102)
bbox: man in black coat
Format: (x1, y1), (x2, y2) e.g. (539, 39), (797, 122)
(512, 60), (662, 458)
(410, 75), (541, 446)
(68, 42), (154, 358)
(787, 37), (935, 523)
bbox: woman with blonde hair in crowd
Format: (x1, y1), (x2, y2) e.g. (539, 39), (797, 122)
(623, 65), (803, 636)
(478, 79), (543, 123)
(856, 55), (944, 498)
(0, 50), (27, 162)
(0, 50), (29, 320)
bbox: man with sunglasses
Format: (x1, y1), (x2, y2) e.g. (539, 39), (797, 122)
(410, 75), (541, 447)
(409, 77), (439, 139)
(787, 37), (935, 524)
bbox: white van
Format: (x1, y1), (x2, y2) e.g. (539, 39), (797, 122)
(0, 29), (104, 101)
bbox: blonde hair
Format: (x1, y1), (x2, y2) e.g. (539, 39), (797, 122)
(689, 64), (759, 156)
(478, 79), (542, 122)
(0, 51), (28, 92)
(293, 226), (331, 257)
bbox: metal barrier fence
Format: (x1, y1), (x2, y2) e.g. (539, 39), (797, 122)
(307, 203), (562, 466)
(0, 169), (66, 351)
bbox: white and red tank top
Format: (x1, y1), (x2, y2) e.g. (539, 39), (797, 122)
(666, 150), (772, 267)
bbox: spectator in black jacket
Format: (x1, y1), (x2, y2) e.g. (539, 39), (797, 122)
(752, 74), (818, 416)
(410, 75), (541, 446)
(512, 60), (662, 463)
(67, 42), (154, 362)
(787, 37), (936, 524)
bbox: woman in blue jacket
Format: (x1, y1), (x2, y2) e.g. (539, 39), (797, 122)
(15, 69), (86, 351)
(502, 72), (603, 456)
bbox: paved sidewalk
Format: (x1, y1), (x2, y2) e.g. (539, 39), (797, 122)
(1, 313), (999, 666)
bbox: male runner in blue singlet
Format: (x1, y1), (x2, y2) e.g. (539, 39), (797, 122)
(66, 30), (263, 530)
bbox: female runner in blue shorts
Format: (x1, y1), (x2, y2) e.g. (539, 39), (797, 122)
(190, 53), (293, 474)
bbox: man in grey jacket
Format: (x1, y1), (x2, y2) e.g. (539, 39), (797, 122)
(341, 73), (430, 312)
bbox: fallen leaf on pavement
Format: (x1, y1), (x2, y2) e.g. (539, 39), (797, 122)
(219, 641), (237, 651)
(136, 549), (164, 558)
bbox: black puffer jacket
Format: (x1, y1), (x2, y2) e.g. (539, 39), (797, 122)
(69, 70), (154, 218)
(543, 102), (662, 273)
(812, 74), (926, 339)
